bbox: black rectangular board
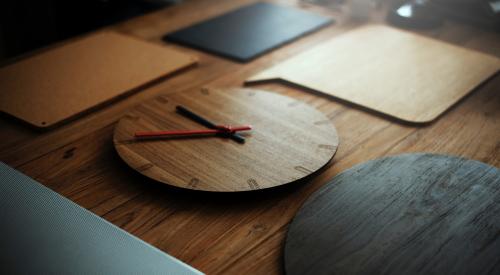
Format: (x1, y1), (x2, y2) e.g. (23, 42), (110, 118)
(163, 2), (333, 62)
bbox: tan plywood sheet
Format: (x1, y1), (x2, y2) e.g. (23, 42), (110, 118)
(0, 32), (197, 128)
(246, 25), (500, 123)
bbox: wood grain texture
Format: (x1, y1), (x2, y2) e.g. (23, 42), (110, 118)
(0, 0), (499, 274)
(0, 32), (197, 128)
(246, 25), (500, 123)
(113, 88), (338, 191)
(286, 153), (500, 275)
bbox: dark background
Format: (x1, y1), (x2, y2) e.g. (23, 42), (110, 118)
(0, 0), (498, 63)
(0, 0), (176, 62)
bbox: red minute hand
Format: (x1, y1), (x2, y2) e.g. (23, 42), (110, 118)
(134, 125), (252, 139)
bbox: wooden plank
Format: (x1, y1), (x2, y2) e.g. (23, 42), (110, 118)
(12, 75), (499, 274)
(0, 0), (499, 274)
(113, 88), (339, 191)
(0, 32), (197, 128)
(286, 153), (500, 275)
(9, 80), (499, 274)
(246, 25), (500, 123)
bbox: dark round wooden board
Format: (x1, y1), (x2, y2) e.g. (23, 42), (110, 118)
(113, 88), (339, 192)
(285, 153), (500, 275)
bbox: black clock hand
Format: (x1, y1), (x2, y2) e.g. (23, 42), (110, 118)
(175, 105), (246, 144)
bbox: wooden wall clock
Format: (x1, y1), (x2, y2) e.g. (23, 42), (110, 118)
(113, 88), (339, 192)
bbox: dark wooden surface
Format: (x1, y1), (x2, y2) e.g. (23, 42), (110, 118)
(0, 0), (499, 274)
(285, 153), (500, 275)
(113, 88), (338, 192)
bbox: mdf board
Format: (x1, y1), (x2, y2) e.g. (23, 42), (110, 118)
(163, 2), (333, 62)
(285, 153), (500, 275)
(113, 88), (339, 192)
(247, 25), (500, 123)
(0, 32), (197, 129)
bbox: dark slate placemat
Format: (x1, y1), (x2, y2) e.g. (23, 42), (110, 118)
(163, 2), (333, 62)
(285, 153), (500, 275)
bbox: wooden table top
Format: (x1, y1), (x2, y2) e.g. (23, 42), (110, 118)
(1, 0), (499, 274)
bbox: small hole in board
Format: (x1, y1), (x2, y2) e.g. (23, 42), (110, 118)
(41, 121), (46, 125)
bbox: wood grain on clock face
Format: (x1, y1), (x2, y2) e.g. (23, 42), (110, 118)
(113, 88), (339, 192)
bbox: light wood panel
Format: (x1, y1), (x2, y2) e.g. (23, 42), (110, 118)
(286, 153), (500, 275)
(113, 88), (338, 192)
(247, 25), (500, 123)
(0, 32), (197, 129)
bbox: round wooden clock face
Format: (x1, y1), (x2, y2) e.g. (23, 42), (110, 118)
(285, 153), (500, 275)
(113, 88), (338, 192)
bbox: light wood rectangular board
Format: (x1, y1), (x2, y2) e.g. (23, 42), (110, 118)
(0, 32), (197, 129)
(246, 25), (500, 123)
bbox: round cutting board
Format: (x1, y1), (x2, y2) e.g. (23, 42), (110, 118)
(113, 88), (338, 192)
(285, 153), (500, 275)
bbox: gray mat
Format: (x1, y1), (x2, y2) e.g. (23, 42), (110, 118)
(285, 153), (500, 275)
(0, 162), (203, 275)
